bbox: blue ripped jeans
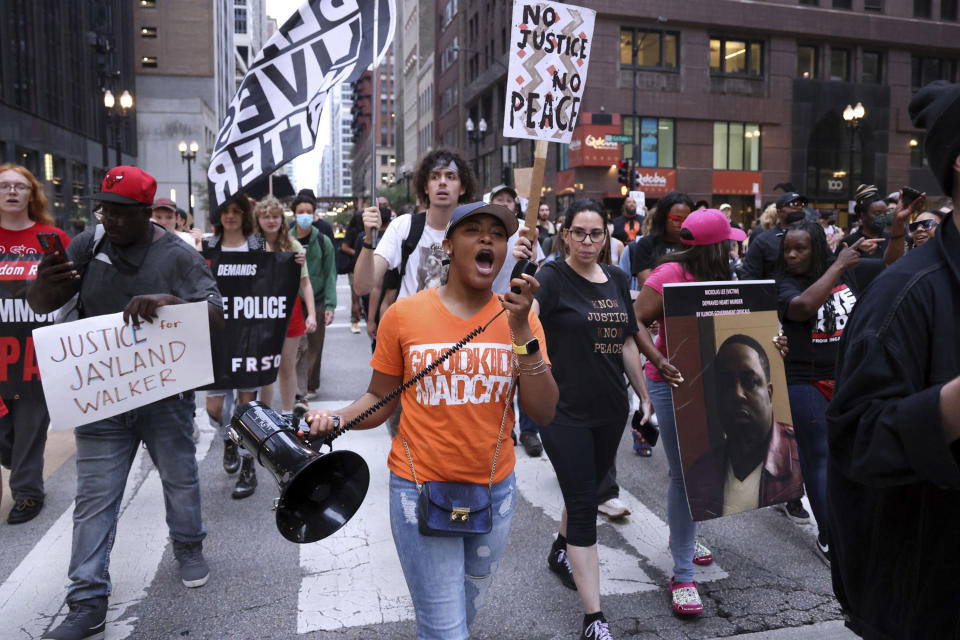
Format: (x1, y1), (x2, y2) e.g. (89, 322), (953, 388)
(648, 378), (697, 582)
(389, 471), (516, 640)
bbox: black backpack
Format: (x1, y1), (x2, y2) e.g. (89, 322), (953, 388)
(381, 211), (426, 293)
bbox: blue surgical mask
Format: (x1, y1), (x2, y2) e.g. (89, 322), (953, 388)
(296, 213), (313, 228)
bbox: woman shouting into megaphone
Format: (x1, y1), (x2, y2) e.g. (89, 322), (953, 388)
(304, 202), (557, 640)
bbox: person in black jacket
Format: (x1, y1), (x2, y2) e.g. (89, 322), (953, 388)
(739, 191), (807, 280)
(826, 80), (960, 639)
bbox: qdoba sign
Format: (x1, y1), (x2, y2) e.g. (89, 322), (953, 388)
(503, 1), (596, 144)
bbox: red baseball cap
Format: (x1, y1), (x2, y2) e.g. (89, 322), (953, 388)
(87, 166), (157, 205)
(680, 209), (747, 246)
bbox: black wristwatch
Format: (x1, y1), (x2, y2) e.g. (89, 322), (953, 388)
(512, 337), (540, 356)
(362, 242), (374, 250)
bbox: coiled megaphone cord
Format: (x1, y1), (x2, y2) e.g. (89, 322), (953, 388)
(322, 306), (508, 445)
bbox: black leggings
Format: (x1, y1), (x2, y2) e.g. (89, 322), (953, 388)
(540, 419), (627, 547)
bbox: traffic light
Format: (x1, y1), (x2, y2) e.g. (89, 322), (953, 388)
(617, 161), (630, 187)
(631, 169), (641, 190)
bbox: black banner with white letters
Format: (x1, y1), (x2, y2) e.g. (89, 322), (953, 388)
(0, 255), (56, 399)
(202, 251), (301, 389)
(207, 0), (395, 215)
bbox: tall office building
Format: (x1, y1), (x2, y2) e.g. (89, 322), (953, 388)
(395, 0), (436, 195)
(0, 0), (137, 231)
(134, 0), (234, 228)
(328, 83), (354, 197)
(233, 0), (266, 89)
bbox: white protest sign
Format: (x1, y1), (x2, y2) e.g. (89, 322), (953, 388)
(32, 302), (214, 429)
(629, 190), (645, 212)
(502, 0), (596, 144)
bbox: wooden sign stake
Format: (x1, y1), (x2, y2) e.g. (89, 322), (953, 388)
(524, 139), (550, 232)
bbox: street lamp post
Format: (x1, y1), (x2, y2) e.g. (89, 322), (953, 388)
(842, 102), (866, 208)
(465, 117), (488, 185)
(103, 89), (134, 166)
(178, 140), (199, 216)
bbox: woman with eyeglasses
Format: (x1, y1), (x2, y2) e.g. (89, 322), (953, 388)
(909, 211), (942, 249)
(0, 163), (71, 524)
(514, 198), (652, 640)
(776, 219), (885, 563)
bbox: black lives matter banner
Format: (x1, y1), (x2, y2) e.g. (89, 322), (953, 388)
(207, 0), (395, 213)
(0, 255), (56, 398)
(203, 252), (301, 389)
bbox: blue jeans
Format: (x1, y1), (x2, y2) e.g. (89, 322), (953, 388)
(648, 378), (697, 582)
(67, 392), (205, 603)
(517, 403), (538, 435)
(787, 384), (829, 539)
(389, 471), (516, 640)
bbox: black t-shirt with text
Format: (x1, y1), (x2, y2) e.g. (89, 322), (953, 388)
(628, 235), (681, 277)
(535, 260), (639, 427)
(777, 259), (884, 384)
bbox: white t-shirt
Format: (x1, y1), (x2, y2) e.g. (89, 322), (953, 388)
(374, 213), (546, 298)
(374, 214), (448, 298)
(220, 243), (250, 252)
(722, 460), (762, 516)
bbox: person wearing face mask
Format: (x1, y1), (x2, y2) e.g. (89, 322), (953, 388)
(739, 191), (809, 281)
(292, 191), (337, 406)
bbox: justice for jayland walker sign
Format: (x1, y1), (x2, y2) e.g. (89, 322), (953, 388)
(32, 302), (213, 429)
(502, 0), (596, 144)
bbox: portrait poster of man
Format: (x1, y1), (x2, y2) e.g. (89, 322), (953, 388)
(662, 281), (803, 522)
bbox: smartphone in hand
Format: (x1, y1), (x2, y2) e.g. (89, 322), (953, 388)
(37, 232), (65, 260)
(901, 186), (923, 207)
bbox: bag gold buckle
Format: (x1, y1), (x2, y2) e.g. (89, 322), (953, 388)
(450, 507), (470, 522)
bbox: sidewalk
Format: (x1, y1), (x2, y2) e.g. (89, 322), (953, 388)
(0, 429), (75, 520)
(714, 620), (857, 640)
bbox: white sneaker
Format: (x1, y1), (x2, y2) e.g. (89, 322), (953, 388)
(597, 497), (630, 520)
(350, 322), (361, 334)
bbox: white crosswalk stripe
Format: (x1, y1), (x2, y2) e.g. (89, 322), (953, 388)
(0, 409), (214, 640)
(294, 401), (725, 633)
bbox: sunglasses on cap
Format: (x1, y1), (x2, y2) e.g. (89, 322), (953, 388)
(908, 219), (938, 233)
(784, 198), (805, 209)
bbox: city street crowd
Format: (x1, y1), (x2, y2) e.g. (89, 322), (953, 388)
(1, 82), (958, 640)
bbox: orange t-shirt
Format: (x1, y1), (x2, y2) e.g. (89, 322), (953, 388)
(371, 288), (550, 485)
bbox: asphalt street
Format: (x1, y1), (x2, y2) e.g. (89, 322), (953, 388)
(0, 277), (856, 640)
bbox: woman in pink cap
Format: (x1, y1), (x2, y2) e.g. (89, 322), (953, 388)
(632, 209), (747, 615)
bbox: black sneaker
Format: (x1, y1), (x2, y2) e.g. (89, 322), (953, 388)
(42, 598), (106, 640)
(519, 431), (543, 457)
(582, 618), (613, 640)
(8, 496), (44, 524)
(547, 545), (577, 591)
(172, 540), (210, 588)
(816, 532), (830, 565)
(222, 439), (240, 475)
(231, 456), (257, 499)
(779, 499), (811, 524)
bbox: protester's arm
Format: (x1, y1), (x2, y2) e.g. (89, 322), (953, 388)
(304, 369), (404, 437)
(632, 286), (683, 386)
(622, 337), (653, 424)
(785, 239), (863, 322)
(352, 207), (386, 295)
(829, 332), (960, 489)
(300, 276), (317, 333)
(883, 190), (926, 266)
(321, 235), (337, 320)
(504, 274), (558, 426)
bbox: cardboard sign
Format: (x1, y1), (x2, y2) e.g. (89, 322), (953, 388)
(628, 190), (645, 212)
(0, 255), (57, 399)
(208, 0), (395, 210)
(32, 302), (214, 429)
(662, 281), (801, 522)
(502, 0), (596, 144)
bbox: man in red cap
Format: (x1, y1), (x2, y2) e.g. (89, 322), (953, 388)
(28, 166), (223, 640)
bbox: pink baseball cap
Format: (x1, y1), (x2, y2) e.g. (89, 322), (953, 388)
(680, 209), (747, 245)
